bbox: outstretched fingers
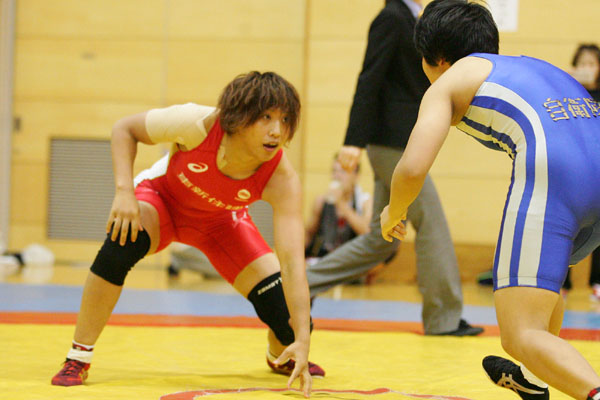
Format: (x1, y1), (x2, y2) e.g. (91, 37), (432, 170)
(285, 362), (312, 398)
(275, 347), (312, 398)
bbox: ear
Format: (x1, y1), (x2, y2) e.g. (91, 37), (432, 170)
(437, 59), (453, 73)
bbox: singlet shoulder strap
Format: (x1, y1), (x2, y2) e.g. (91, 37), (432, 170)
(254, 150), (284, 195)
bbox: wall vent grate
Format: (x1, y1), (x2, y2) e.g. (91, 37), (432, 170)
(48, 138), (114, 241)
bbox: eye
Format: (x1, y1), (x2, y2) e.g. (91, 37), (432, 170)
(282, 116), (289, 123)
(263, 114), (271, 120)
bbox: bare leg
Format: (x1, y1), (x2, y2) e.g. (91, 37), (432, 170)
(495, 286), (600, 399)
(73, 272), (123, 345)
(267, 329), (286, 356)
(548, 290), (564, 337)
(72, 201), (160, 346)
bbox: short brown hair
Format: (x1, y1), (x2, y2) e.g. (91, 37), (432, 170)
(217, 71), (301, 141)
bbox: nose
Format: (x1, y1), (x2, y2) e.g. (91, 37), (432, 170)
(269, 120), (281, 137)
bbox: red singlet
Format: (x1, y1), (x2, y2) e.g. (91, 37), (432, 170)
(135, 119), (282, 283)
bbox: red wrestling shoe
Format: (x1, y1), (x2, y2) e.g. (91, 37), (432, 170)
(266, 356), (325, 377)
(51, 359), (90, 386)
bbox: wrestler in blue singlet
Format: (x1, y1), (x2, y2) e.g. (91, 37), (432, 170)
(457, 53), (600, 293)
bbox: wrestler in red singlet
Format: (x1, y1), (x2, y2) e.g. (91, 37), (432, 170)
(135, 115), (281, 283)
(52, 73), (318, 396)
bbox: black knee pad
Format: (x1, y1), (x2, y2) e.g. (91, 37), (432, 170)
(90, 229), (150, 286)
(247, 272), (313, 346)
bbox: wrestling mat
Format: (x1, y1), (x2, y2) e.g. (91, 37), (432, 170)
(1, 323), (597, 399)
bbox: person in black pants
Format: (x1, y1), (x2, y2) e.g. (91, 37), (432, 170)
(305, 0), (482, 336)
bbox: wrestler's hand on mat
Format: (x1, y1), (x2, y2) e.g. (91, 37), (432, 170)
(337, 145), (362, 172)
(275, 341), (312, 398)
(107, 188), (143, 246)
(380, 205), (406, 242)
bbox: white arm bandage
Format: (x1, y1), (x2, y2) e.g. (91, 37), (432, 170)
(145, 103), (215, 149)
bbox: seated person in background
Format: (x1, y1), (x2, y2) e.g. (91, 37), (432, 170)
(305, 157), (372, 260)
(570, 43), (600, 101)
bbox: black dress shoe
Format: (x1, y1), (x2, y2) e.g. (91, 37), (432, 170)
(435, 319), (484, 336)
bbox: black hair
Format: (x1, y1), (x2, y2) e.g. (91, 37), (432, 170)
(571, 44), (600, 88)
(415, 0), (499, 66)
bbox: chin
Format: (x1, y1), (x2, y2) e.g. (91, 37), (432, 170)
(262, 146), (280, 158)
(264, 151), (278, 161)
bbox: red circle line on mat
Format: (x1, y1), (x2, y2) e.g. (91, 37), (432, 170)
(160, 387), (474, 399)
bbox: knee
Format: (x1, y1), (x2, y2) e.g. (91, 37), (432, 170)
(500, 328), (531, 360)
(500, 333), (518, 358)
(90, 229), (150, 286)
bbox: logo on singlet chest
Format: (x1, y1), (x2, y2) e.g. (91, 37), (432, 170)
(235, 189), (251, 202)
(187, 163), (209, 173)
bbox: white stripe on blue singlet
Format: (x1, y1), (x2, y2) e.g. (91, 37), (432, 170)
(460, 82), (549, 288)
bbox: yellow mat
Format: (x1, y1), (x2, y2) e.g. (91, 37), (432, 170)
(1, 324), (597, 399)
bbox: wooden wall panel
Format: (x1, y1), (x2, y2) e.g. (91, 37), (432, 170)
(10, 0), (600, 261)
(307, 40), (365, 105)
(8, 224), (46, 249)
(12, 101), (158, 162)
(165, 41), (304, 105)
(14, 39), (163, 102)
(10, 161), (46, 225)
(13, 101), (156, 137)
(433, 177), (509, 244)
(309, 0), (380, 39)
(303, 105), (348, 172)
(9, 0), (308, 261)
(168, 0), (305, 40)
(504, 0), (599, 42)
(16, 0), (164, 38)
(284, 130), (303, 174)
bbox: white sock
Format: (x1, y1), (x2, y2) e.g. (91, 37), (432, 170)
(520, 364), (548, 388)
(67, 348), (93, 364)
(67, 340), (94, 364)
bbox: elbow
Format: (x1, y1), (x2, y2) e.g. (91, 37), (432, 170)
(111, 118), (135, 142)
(397, 163), (428, 182)
(111, 119), (126, 138)
(112, 117), (126, 131)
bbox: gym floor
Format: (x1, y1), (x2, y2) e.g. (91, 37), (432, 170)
(1, 264), (600, 399)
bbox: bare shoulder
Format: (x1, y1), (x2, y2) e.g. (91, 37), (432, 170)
(437, 57), (493, 124)
(202, 108), (219, 133)
(262, 152), (301, 207)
